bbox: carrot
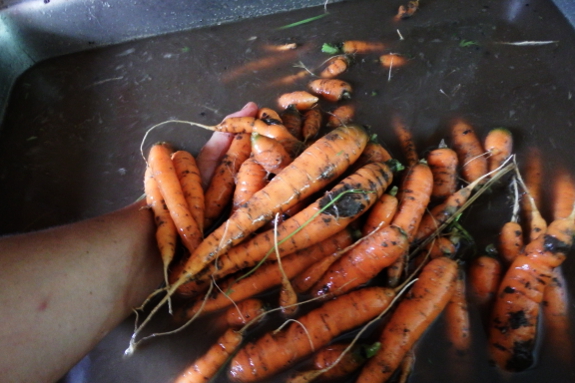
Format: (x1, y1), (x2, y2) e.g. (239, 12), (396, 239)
(232, 157), (268, 214)
(310, 162), (431, 297)
(426, 144), (458, 200)
(257, 107), (281, 122)
(228, 286), (397, 382)
(203, 133), (252, 230)
(250, 133), (293, 174)
(319, 55), (351, 78)
(341, 40), (385, 54)
(488, 210), (575, 371)
(484, 128), (513, 173)
(301, 108), (323, 143)
(411, 234), (458, 270)
(172, 150), (205, 235)
(221, 49), (301, 83)
(281, 105), (303, 141)
(147, 142), (202, 254)
(552, 167), (575, 221)
(179, 229), (354, 319)
(498, 221), (524, 265)
(515, 168), (547, 242)
(392, 113), (418, 168)
(542, 267), (572, 365)
(308, 79), (352, 102)
(182, 160), (394, 294)
(397, 349), (416, 383)
(326, 104), (355, 128)
(520, 147), (542, 225)
(362, 193), (398, 236)
(468, 254), (503, 309)
(450, 119), (488, 184)
(278, 91), (319, 110)
(225, 298), (266, 329)
(356, 256), (458, 383)
(352, 141), (393, 171)
(144, 166), (178, 287)
(380, 53), (407, 68)
(174, 327), (243, 383)
(444, 265), (471, 356)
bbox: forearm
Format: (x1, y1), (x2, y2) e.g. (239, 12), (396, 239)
(0, 201), (162, 382)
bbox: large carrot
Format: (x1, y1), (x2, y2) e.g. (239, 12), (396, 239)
(450, 119), (488, 184)
(356, 257), (458, 383)
(172, 150), (205, 235)
(203, 133), (252, 230)
(488, 209), (575, 371)
(228, 286), (397, 382)
(147, 142), (202, 254)
(310, 163), (432, 297)
(178, 161), (394, 296)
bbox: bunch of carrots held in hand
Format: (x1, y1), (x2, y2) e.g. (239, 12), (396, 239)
(133, 41), (575, 383)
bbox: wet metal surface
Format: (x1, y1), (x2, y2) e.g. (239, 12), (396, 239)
(1, 0), (575, 382)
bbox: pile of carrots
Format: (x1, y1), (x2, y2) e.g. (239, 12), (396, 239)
(135, 39), (575, 383)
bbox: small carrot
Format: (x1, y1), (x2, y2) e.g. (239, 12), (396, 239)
(251, 133), (293, 174)
(380, 53), (407, 68)
(228, 286), (397, 382)
(392, 113), (418, 167)
(341, 40), (385, 54)
(356, 256), (458, 383)
(232, 157), (268, 214)
(488, 209), (575, 371)
(172, 150), (205, 235)
(144, 166), (178, 287)
(203, 133), (252, 230)
(278, 91), (319, 110)
(450, 119), (488, 184)
(257, 107), (281, 122)
(308, 79), (352, 102)
(484, 128), (513, 173)
(319, 55), (351, 78)
(281, 105), (303, 141)
(179, 229), (354, 319)
(147, 142), (202, 254)
(326, 104), (355, 128)
(426, 143), (458, 200)
(225, 298), (266, 329)
(301, 108), (323, 143)
(498, 221), (524, 265)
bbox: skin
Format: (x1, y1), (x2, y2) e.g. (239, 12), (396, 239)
(0, 102), (258, 383)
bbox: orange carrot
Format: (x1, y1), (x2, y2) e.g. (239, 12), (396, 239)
(356, 256), (458, 383)
(180, 229), (354, 319)
(352, 141), (393, 171)
(301, 108), (323, 143)
(311, 162), (431, 297)
(362, 193), (398, 236)
(228, 286), (396, 382)
(144, 166), (178, 286)
(444, 265), (471, 356)
(277, 91), (319, 110)
(319, 55), (351, 78)
(257, 107), (281, 122)
(225, 298), (266, 329)
(392, 113), (418, 168)
(232, 157), (268, 214)
(172, 150), (205, 235)
(484, 128), (513, 173)
(281, 105), (303, 141)
(520, 147), (542, 224)
(380, 54), (407, 68)
(552, 167), (575, 221)
(251, 133), (293, 174)
(341, 40), (385, 54)
(498, 221), (524, 265)
(147, 142), (202, 254)
(411, 234), (458, 270)
(426, 144), (458, 200)
(468, 255), (503, 309)
(203, 133), (252, 230)
(451, 119), (488, 184)
(488, 210), (575, 371)
(308, 79), (352, 103)
(326, 104), (355, 128)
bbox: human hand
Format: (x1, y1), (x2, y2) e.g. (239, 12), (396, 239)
(196, 102), (259, 189)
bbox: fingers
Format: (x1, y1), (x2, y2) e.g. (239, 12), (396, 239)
(197, 102), (259, 189)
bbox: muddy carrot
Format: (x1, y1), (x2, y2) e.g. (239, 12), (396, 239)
(319, 55), (351, 78)
(326, 104), (355, 128)
(172, 150), (205, 235)
(444, 265), (471, 356)
(232, 157), (268, 214)
(426, 143), (458, 200)
(488, 209), (575, 371)
(308, 79), (352, 102)
(281, 105), (303, 140)
(301, 108), (323, 143)
(356, 256), (458, 383)
(228, 286), (397, 382)
(498, 221), (524, 265)
(148, 142), (202, 254)
(392, 113), (418, 168)
(251, 133), (293, 174)
(451, 119), (488, 184)
(144, 166), (178, 287)
(542, 267), (572, 365)
(257, 107), (281, 122)
(484, 128), (513, 173)
(278, 91), (319, 110)
(204, 133), (252, 230)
